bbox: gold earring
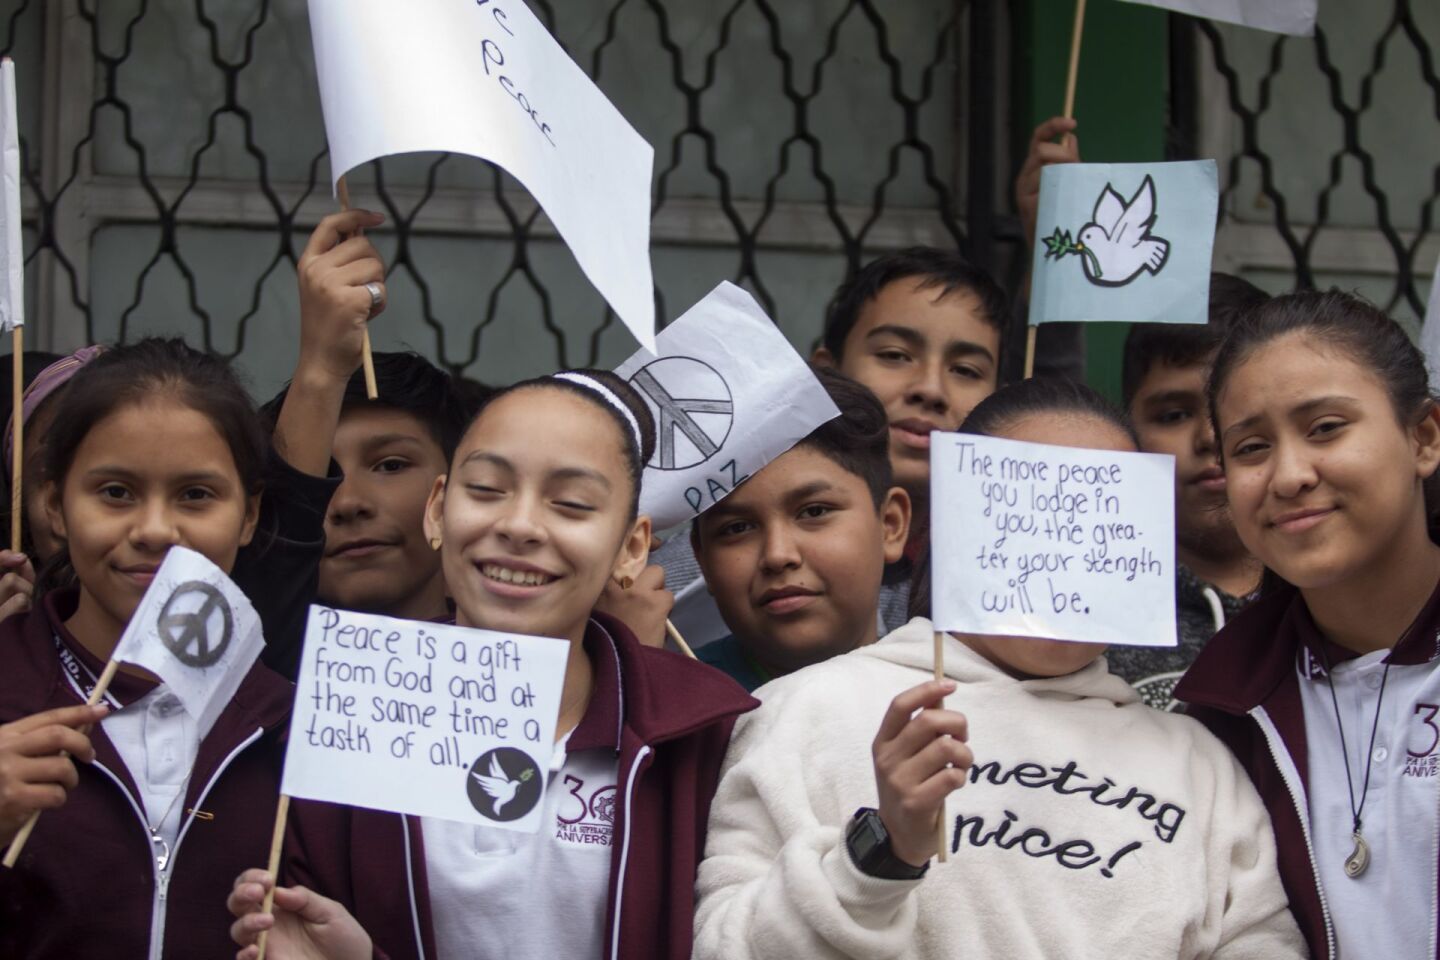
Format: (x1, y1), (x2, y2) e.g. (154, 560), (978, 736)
(618, 575), (634, 590)
(429, 536), (442, 551)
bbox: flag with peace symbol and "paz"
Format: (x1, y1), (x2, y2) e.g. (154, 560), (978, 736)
(614, 281), (840, 531)
(111, 545), (264, 736)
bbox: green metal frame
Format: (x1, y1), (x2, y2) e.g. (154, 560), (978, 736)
(1011, 0), (1170, 401)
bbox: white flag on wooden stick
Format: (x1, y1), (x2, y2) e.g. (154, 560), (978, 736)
(306, 0), (656, 349)
(112, 547), (265, 735)
(0, 58), (23, 331)
(1119, 0), (1316, 36)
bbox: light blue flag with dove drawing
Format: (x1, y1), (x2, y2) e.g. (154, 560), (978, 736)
(1030, 160), (1217, 327)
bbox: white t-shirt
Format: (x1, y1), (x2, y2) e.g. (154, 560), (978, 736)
(423, 732), (620, 960)
(1298, 646), (1440, 958)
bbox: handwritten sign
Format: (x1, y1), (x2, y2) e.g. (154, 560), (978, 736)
(1030, 160), (1217, 327)
(614, 281), (840, 530)
(307, 0), (656, 349)
(112, 546), (264, 735)
(929, 433), (1176, 647)
(281, 606), (569, 833)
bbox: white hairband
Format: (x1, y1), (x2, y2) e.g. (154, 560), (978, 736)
(552, 372), (644, 454)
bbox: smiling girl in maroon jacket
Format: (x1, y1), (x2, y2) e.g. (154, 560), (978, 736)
(1177, 291), (1440, 959)
(0, 339), (294, 960)
(227, 370), (757, 960)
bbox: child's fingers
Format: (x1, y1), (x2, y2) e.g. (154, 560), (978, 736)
(301, 210), (385, 261)
(329, 257), (386, 292)
(1029, 116), (1077, 151)
(1, 704), (108, 739)
(881, 707), (970, 765)
(10, 754), (81, 792)
(0, 550), (28, 571)
(11, 723), (96, 762)
(893, 730), (974, 789)
(1030, 142), (1076, 169)
(634, 564), (666, 591)
(321, 234), (386, 271)
(229, 909), (272, 948)
(226, 869), (273, 917)
(873, 680), (957, 745)
(907, 760), (974, 813)
(0, 779), (68, 812)
(0, 591), (31, 622)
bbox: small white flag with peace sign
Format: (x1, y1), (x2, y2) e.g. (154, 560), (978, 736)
(112, 546), (265, 735)
(614, 281), (841, 530)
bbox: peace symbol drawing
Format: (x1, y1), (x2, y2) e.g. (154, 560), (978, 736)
(627, 357), (734, 471)
(157, 581), (235, 668)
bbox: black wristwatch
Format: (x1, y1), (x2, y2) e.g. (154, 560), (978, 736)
(845, 807), (930, 880)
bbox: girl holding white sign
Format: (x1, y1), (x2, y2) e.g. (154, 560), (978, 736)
(0, 339), (296, 960)
(1177, 290), (1440, 960)
(693, 378), (1304, 960)
(227, 369), (756, 960)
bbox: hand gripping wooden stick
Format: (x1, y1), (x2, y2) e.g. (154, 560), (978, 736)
(2, 658), (119, 867)
(335, 176), (378, 400)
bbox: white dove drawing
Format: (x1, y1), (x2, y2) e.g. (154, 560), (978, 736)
(471, 753), (520, 815)
(1075, 175), (1170, 287)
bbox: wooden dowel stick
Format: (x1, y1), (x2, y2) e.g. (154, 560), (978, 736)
(933, 630), (947, 863)
(10, 325), (21, 552)
(1029, 1), (1084, 379)
(255, 793), (292, 960)
(335, 175), (378, 400)
(3, 657), (119, 867)
(1063, 0), (1087, 122)
(665, 619), (696, 660)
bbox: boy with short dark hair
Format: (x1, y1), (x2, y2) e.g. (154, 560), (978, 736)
(1110, 272), (1268, 708)
(690, 368), (910, 690)
(267, 350), (483, 624)
(809, 248), (1006, 632)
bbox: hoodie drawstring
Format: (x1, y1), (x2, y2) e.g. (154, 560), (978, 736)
(1201, 585), (1226, 635)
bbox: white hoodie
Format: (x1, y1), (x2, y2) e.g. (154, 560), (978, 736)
(693, 618), (1305, 960)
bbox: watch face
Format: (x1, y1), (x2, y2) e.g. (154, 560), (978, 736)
(849, 809), (887, 862)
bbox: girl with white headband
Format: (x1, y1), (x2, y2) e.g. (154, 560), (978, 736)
(226, 369), (758, 960)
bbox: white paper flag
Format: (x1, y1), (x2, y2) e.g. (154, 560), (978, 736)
(0, 59), (23, 331)
(282, 606), (569, 833)
(111, 547), (265, 735)
(929, 433), (1177, 648)
(1119, 0), (1316, 36)
(306, 0), (656, 349)
(614, 281), (841, 531)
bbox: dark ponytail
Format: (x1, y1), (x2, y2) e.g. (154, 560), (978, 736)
(908, 378), (1136, 620)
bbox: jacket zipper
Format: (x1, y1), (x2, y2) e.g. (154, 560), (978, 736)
(1249, 706), (1336, 960)
(93, 728), (265, 960)
(402, 815), (428, 960)
(610, 744), (653, 960)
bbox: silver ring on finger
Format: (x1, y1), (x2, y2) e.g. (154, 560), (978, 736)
(364, 281), (384, 310)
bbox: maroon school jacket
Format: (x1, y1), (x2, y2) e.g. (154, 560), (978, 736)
(283, 612), (757, 960)
(0, 589), (294, 960)
(1175, 580), (1440, 960)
